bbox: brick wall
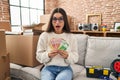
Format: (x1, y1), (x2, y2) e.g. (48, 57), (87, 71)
(0, 0), (11, 31)
(45, 0), (120, 30)
(1, 0), (120, 31)
(45, 0), (58, 14)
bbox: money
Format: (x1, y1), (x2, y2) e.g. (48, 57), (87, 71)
(50, 38), (69, 50)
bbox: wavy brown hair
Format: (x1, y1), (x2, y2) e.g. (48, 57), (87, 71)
(46, 8), (70, 33)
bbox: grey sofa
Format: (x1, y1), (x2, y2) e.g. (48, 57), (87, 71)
(10, 34), (120, 80)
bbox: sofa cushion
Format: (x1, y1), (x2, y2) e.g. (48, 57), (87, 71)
(74, 68), (100, 80)
(10, 63), (23, 79)
(21, 65), (43, 79)
(20, 64), (84, 79)
(70, 64), (84, 78)
(74, 34), (88, 65)
(85, 36), (120, 68)
(10, 63), (84, 80)
(10, 63), (42, 80)
(20, 68), (40, 80)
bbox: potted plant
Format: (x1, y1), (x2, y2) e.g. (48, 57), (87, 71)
(117, 26), (120, 32)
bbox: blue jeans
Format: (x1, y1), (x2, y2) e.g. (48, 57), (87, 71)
(41, 65), (73, 80)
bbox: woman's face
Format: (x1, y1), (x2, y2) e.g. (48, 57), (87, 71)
(52, 13), (64, 34)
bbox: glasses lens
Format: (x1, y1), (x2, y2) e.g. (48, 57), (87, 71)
(52, 17), (57, 21)
(59, 17), (63, 20)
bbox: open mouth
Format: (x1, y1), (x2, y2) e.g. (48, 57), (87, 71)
(56, 26), (60, 28)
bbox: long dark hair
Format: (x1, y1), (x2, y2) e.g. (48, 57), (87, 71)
(46, 8), (70, 33)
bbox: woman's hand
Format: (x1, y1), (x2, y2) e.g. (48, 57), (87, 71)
(58, 50), (68, 59)
(48, 50), (58, 58)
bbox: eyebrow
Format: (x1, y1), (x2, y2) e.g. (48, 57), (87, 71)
(53, 15), (63, 18)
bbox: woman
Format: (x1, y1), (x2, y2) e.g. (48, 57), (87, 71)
(36, 7), (78, 80)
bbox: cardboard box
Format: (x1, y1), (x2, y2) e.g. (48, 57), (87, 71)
(33, 23), (45, 30)
(22, 23), (45, 32)
(6, 35), (40, 67)
(5, 77), (11, 80)
(0, 53), (10, 80)
(0, 30), (7, 56)
(40, 14), (50, 24)
(0, 30), (10, 80)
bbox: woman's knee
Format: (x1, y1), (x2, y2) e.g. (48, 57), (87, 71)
(41, 67), (55, 80)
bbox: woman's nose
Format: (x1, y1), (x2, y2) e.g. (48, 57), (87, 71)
(56, 20), (60, 24)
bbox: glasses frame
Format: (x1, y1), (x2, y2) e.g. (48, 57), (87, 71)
(52, 17), (64, 23)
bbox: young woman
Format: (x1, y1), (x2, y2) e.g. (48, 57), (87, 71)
(36, 7), (79, 80)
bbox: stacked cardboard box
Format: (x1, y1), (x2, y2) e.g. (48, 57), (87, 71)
(6, 35), (40, 67)
(0, 30), (10, 80)
(0, 30), (7, 56)
(0, 54), (10, 80)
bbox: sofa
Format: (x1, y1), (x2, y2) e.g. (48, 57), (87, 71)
(10, 34), (120, 80)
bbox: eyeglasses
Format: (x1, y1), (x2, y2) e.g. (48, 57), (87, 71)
(52, 17), (64, 23)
